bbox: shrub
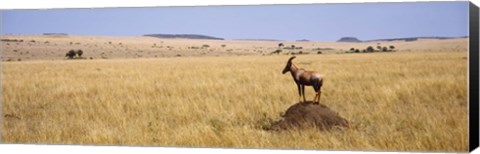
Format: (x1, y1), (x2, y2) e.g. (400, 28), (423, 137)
(202, 44), (210, 48)
(317, 51), (322, 54)
(65, 50), (76, 59)
(272, 49), (282, 54)
(366, 46), (375, 52)
(76, 49), (83, 57)
(382, 47), (389, 52)
(389, 45), (395, 50)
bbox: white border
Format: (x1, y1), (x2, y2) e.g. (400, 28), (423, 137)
(0, 0), (478, 154)
(1, 144), (459, 154)
(0, 0), (475, 10)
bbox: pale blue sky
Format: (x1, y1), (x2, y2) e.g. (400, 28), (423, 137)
(0, 2), (469, 41)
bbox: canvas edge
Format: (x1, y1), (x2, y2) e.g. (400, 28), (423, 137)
(469, 1), (480, 152)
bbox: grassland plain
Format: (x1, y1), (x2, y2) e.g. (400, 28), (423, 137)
(0, 35), (468, 60)
(2, 50), (468, 152)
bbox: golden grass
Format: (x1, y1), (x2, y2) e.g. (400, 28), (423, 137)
(2, 50), (468, 152)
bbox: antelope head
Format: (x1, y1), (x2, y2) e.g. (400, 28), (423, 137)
(282, 56), (296, 74)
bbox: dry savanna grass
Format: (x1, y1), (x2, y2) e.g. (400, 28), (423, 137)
(1, 36), (469, 152)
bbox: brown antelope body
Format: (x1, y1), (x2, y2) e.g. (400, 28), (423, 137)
(282, 56), (324, 103)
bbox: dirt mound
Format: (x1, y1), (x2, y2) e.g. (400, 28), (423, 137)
(269, 101), (349, 131)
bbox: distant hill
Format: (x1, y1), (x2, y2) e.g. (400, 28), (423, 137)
(296, 39), (310, 42)
(144, 34), (224, 40)
(364, 37), (417, 42)
(364, 36), (467, 42)
(337, 37), (362, 42)
(234, 39), (283, 41)
(43, 33), (68, 36)
(338, 36), (467, 43)
(43, 33), (69, 37)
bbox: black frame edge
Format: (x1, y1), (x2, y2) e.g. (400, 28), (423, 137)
(469, 1), (480, 152)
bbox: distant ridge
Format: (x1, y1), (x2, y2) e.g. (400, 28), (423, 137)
(234, 39), (283, 41)
(43, 33), (68, 37)
(337, 36), (467, 42)
(144, 34), (224, 40)
(43, 33), (68, 36)
(364, 36), (468, 42)
(337, 37), (361, 42)
(296, 39), (310, 42)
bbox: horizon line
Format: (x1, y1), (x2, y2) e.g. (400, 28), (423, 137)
(0, 33), (469, 42)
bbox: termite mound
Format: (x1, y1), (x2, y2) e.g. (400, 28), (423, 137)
(267, 101), (349, 131)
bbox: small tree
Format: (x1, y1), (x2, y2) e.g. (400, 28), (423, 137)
(273, 49), (282, 54)
(382, 47), (389, 52)
(350, 48), (356, 53)
(389, 45), (395, 50)
(366, 46), (374, 52)
(221, 44), (226, 48)
(278, 43), (284, 48)
(355, 49), (360, 53)
(65, 50), (76, 59)
(291, 45), (296, 49)
(76, 49), (83, 57)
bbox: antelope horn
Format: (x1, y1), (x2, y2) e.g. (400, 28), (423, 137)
(288, 56), (296, 62)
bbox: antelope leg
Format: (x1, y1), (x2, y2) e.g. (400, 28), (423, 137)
(313, 94), (318, 104)
(297, 84), (302, 102)
(301, 85), (306, 102)
(297, 84), (301, 96)
(317, 91), (322, 103)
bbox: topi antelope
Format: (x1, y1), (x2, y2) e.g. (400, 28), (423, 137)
(282, 56), (324, 103)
